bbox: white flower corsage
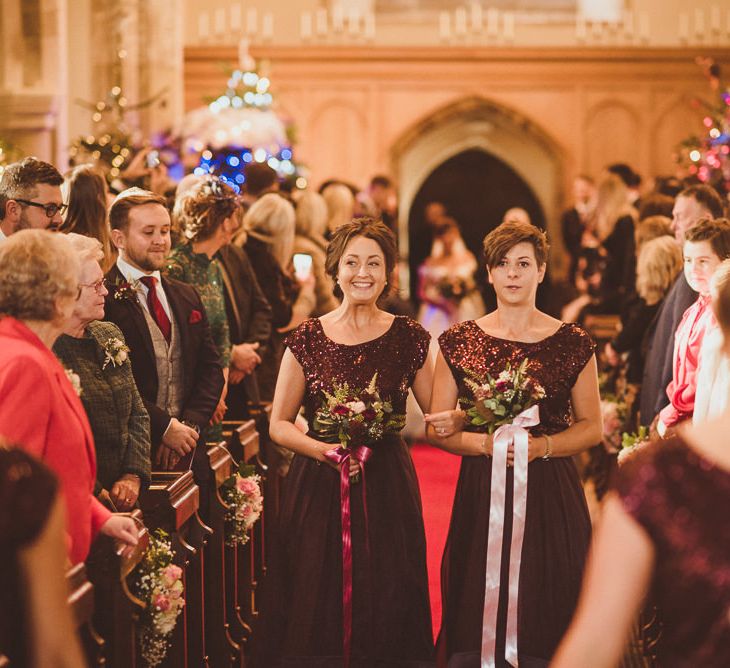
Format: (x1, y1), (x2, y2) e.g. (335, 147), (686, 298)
(64, 368), (82, 396)
(102, 337), (130, 369)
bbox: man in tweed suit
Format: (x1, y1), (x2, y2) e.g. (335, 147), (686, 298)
(104, 188), (223, 471)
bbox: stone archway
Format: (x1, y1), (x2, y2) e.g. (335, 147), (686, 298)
(390, 96), (565, 294)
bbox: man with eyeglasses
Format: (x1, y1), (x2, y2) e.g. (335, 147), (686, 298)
(0, 157), (66, 240)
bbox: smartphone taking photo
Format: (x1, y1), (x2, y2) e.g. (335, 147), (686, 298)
(293, 253), (313, 281)
(146, 150), (161, 169)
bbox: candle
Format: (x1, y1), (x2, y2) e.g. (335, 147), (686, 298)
(623, 9), (634, 39)
(300, 11), (313, 41)
(214, 8), (225, 35)
(198, 11), (210, 41)
(470, 2), (482, 32)
(332, 4), (345, 32)
(316, 8), (328, 36)
(246, 7), (258, 36)
(347, 9), (360, 37)
(486, 8), (499, 37)
(711, 5), (721, 33)
(238, 38), (252, 70)
(262, 12), (274, 41)
(695, 8), (705, 38)
(364, 11), (376, 41)
(230, 5), (241, 31)
(455, 7), (468, 36)
(576, 16), (587, 42)
(503, 11), (515, 42)
(639, 11), (649, 42)
(439, 11), (452, 41)
(678, 12), (689, 42)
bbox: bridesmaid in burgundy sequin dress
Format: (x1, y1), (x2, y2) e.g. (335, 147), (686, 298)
(554, 266), (730, 667)
(427, 221), (602, 667)
(253, 219), (437, 668)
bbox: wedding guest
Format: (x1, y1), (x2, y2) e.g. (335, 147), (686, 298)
(640, 184), (724, 425)
(60, 163), (115, 270)
(294, 190), (339, 316)
(254, 218), (436, 666)
(634, 214), (672, 250)
(53, 233), (150, 511)
(638, 192), (674, 221)
(553, 265), (730, 666)
(322, 181), (356, 233)
(607, 162), (642, 210)
(104, 189), (223, 472)
(0, 157), (65, 239)
(560, 174), (596, 284)
(657, 218), (730, 435)
(428, 219), (601, 666)
(0, 230), (138, 564)
(242, 162), (279, 209)
(357, 175), (397, 234)
(165, 176), (240, 426)
(0, 446), (86, 667)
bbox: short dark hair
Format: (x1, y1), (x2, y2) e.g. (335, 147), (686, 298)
(325, 217), (397, 300)
(679, 184), (725, 219)
(483, 220), (549, 268)
(109, 188), (167, 231)
(244, 163), (278, 198)
(607, 163), (641, 188)
(0, 157), (63, 220)
(639, 193), (675, 221)
(370, 175), (392, 189)
(684, 217), (730, 260)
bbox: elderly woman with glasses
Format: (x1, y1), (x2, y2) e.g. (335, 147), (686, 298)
(0, 230), (138, 564)
(53, 233), (151, 512)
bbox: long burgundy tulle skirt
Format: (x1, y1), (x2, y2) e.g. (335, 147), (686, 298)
(252, 435), (435, 668)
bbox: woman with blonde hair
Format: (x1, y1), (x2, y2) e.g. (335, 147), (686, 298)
(322, 182), (355, 233)
(60, 163), (114, 271)
(294, 190), (339, 316)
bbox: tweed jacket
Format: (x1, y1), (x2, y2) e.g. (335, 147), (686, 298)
(103, 265), (224, 445)
(0, 316), (111, 564)
(53, 320), (151, 493)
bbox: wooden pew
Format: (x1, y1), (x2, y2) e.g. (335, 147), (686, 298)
(83, 509), (149, 667)
(139, 471), (208, 667)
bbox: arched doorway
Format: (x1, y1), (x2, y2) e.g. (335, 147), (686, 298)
(391, 96), (565, 298)
(407, 148), (545, 303)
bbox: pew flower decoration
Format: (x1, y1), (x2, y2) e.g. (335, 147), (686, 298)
(132, 529), (185, 667)
(64, 368), (82, 396)
(460, 359), (545, 434)
(600, 395), (629, 453)
(102, 337), (130, 369)
(618, 426), (651, 465)
(312, 372), (406, 448)
(221, 462), (263, 547)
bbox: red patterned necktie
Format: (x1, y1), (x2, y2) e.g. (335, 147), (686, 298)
(139, 275), (171, 343)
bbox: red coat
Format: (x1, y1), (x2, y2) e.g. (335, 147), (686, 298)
(0, 317), (111, 564)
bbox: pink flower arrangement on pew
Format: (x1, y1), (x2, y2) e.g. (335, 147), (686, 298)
(131, 528), (185, 667)
(222, 462), (263, 547)
(460, 359), (545, 433)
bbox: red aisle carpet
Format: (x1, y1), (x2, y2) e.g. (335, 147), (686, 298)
(411, 443), (461, 638)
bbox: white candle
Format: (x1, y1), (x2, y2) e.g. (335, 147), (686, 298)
(711, 5), (721, 33)
(695, 8), (705, 38)
(316, 8), (328, 36)
(486, 8), (499, 37)
(678, 12), (689, 42)
(623, 9), (634, 38)
(230, 5), (241, 31)
(198, 11), (210, 41)
(576, 16), (587, 42)
(364, 11), (376, 41)
(347, 9), (360, 36)
(471, 2), (482, 32)
(439, 11), (452, 41)
(214, 8), (225, 35)
(639, 11), (649, 42)
(262, 12), (274, 41)
(332, 4), (345, 32)
(238, 38), (252, 70)
(300, 11), (313, 41)
(503, 11), (515, 42)
(246, 7), (258, 36)
(455, 7), (468, 36)
(591, 20), (603, 41)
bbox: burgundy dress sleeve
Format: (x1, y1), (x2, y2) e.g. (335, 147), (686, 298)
(284, 318), (319, 368)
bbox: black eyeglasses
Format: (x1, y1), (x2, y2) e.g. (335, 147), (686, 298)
(13, 199), (68, 218)
(76, 278), (107, 299)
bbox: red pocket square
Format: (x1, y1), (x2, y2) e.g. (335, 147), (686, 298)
(188, 310), (203, 324)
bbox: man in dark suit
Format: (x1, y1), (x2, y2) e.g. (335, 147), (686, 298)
(104, 188), (224, 470)
(640, 184), (725, 426)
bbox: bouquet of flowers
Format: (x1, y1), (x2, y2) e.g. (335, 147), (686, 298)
(618, 426), (651, 465)
(436, 276), (472, 303)
(221, 462), (263, 547)
(131, 529), (185, 667)
(460, 359), (545, 434)
(312, 372), (405, 447)
(600, 395), (629, 453)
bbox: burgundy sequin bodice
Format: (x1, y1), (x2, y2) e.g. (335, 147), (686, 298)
(285, 316), (430, 430)
(439, 321), (595, 436)
(616, 438), (730, 664)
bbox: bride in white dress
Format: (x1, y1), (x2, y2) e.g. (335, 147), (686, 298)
(417, 219), (484, 337)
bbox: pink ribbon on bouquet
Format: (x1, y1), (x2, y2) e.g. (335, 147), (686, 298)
(324, 444), (373, 668)
(481, 404), (540, 668)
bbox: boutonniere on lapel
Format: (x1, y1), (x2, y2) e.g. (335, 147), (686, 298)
(189, 310), (203, 325)
(64, 368), (83, 396)
(102, 337), (131, 369)
(112, 277), (141, 301)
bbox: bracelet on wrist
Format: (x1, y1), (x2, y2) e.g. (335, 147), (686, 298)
(542, 434), (552, 460)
